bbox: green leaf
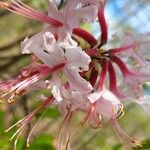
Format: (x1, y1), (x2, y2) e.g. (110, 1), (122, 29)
(112, 144), (122, 150)
(29, 134), (55, 150)
(44, 107), (60, 118)
(0, 111), (5, 133)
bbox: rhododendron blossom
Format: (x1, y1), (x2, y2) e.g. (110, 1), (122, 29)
(0, 0), (150, 150)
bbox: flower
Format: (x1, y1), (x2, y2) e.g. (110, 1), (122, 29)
(22, 31), (93, 94)
(48, 0), (98, 40)
(0, 0), (149, 150)
(88, 87), (122, 118)
(0, 63), (65, 103)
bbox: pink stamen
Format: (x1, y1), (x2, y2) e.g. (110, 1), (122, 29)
(108, 44), (137, 54)
(0, 1), (63, 27)
(57, 111), (73, 150)
(107, 41), (150, 54)
(0, 63), (65, 99)
(111, 120), (142, 150)
(5, 96), (54, 148)
(66, 114), (89, 150)
(73, 28), (97, 47)
(88, 104), (101, 129)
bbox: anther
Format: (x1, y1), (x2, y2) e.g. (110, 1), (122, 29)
(8, 98), (15, 104)
(8, 94), (15, 103)
(0, 99), (3, 104)
(0, 2), (9, 8)
(26, 143), (30, 148)
(132, 138), (143, 147)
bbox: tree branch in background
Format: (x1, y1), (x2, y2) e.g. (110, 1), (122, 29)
(0, 55), (27, 72)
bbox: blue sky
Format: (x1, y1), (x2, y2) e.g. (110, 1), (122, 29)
(93, 0), (150, 37)
(108, 0), (150, 33)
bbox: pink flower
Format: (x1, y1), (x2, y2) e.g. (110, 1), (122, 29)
(22, 31), (93, 95)
(88, 87), (121, 118)
(0, 0), (149, 149)
(0, 63), (65, 103)
(48, 0), (98, 39)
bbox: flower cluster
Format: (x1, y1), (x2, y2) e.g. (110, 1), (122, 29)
(0, 0), (150, 149)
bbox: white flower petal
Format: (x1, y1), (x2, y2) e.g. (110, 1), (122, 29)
(72, 5), (97, 23)
(21, 30), (47, 54)
(64, 68), (93, 94)
(102, 89), (120, 105)
(65, 47), (91, 71)
(48, 0), (62, 21)
(52, 85), (63, 102)
(87, 91), (104, 103)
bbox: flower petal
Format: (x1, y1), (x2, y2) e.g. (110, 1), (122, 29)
(65, 47), (91, 71)
(64, 68), (93, 94)
(52, 85), (63, 102)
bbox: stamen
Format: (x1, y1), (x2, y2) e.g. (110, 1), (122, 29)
(116, 104), (125, 120)
(0, 2), (9, 8)
(89, 118), (101, 129)
(57, 111), (73, 150)
(88, 104), (102, 129)
(111, 120), (142, 149)
(26, 106), (49, 148)
(65, 114), (89, 150)
(9, 125), (24, 141)
(5, 118), (24, 132)
(1, 63), (65, 102)
(107, 40), (150, 54)
(132, 138), (143, 148)
(0, 99), (3, 104)
(7, 94), (15, 104)
(5, 96), (54, 148)
(0, 0), (63, 27)
(14, 131), (23, 150)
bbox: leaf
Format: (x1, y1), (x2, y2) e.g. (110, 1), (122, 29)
(44, 107), (60, 118)
(29, 134), (55, 150)
(112, 144), (122, 150)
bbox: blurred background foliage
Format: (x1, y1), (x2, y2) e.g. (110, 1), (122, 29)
(0, 0), (150, 150)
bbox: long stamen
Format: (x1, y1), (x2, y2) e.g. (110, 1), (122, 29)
(65, 114), (89, 150)
(26, 106), (50, 148)
(0, 63), (65, 100)
(111, 120), (143, 150)
(0, 1), (63, 27)
(57, 111), (72, 150)
(107, 41), (150, 54)
(88, 104), (101, 129)
(116, 103), (124, 119)
(5, 118), (25, 132)
(14, 131), (23, 150)
(5, 96), (54, 148)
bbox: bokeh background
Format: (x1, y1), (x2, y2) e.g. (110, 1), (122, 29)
(0, 0), (150, 149)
